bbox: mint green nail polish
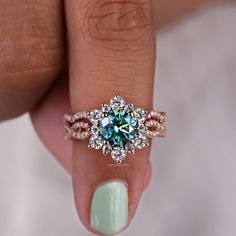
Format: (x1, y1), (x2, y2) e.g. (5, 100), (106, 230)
(90, 181), (128, 235)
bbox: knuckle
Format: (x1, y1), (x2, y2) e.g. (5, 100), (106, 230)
(78, 0), (154, 51)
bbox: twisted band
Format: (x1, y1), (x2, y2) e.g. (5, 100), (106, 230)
(64, 95), (166, 163)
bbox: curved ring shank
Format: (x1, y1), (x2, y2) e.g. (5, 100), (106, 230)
(64, 95), (166, 163)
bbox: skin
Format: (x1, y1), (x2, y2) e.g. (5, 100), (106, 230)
(0, 0), (230, 234)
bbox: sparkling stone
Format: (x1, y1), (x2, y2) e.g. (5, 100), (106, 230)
(138, 123), (146, 133)
(91, 125), (99, 134)
(102, 144), (112, 155)
(111, 149), (126, 163)
(145, 120), (160, 128)
(145, 129), (158, 138)
(89, 135), (104, 149)
(134, 135), (149, 149)
(64, 114), (75, 123)
(74, 111), (87, 120)
(134, 108), (148, 121)
(110, 95), (125, 109)
(65, 126), (72, 137)
(72, 121), (89, 129)
(99, 108), (138, 148)
(124, 103), (134, 113)
(101, 104), (111, 113)
(88, 110), (102, 123)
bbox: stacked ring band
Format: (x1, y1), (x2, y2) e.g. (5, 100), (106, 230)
(64, 95), (166, 163)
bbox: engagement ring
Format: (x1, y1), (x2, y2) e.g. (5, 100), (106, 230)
(64, 95), (166, 163)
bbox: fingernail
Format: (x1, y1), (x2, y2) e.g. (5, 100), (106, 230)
(90, 180), (128, 235)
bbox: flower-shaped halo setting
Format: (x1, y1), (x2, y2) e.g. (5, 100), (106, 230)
(64, 95), (166, 163)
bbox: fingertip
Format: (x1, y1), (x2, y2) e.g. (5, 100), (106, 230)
(72, 143), (151, 235)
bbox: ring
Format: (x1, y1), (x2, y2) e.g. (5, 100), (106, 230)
(64, 95), (166, 163)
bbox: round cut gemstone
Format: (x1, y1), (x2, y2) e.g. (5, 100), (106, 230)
(89, 135), (104, 149)
(99, 109), (138, 148)
(111, 149), (126, 162)
(134, 135), (148, 149)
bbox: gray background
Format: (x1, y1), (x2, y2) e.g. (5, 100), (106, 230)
(0, 3), (236, 236)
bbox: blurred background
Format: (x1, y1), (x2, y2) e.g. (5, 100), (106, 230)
(0, 3), (236, 236)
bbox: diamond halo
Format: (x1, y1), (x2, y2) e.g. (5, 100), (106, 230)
(64, 95), (166, 163)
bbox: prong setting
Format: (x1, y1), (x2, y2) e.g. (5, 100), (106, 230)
(64, 95), (166, 163)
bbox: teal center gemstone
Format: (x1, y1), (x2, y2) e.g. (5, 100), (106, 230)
(99, 109), (138, 148)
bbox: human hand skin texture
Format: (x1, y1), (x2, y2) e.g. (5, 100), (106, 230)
(0, 0), (228, 234)
(0, 0), (218, 121)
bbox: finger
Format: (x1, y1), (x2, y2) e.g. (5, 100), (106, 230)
(65, 0), (156, 234)
(0, 0), (65, 120)
(31, 74), (152, 184)
(31, 75), (73, 173)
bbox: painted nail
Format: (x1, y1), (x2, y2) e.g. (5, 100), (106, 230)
(90, 181), (128, 235)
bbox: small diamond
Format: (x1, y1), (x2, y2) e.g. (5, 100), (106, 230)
(72, 121), (89, 129)
(91, 125), (99, 134)
(124, 103), (134, 113)
(138, 123), (146, 133)
(110, 95), (125, 109)
(111, 149), (126, 163)
(102, 144), (112, 155)
(134, 135), (149, 149)
(101, 104), (111, 113)
(134, 108), (148, 122)
(74, 111), (87, 120)
(88, 110), (102, 123)
(64, 114), (75, 123)
(89, 135), (104, 149)
(145, 130), (158, 138)
(145, 120), (160, 128)
(65, 126), (72, 137)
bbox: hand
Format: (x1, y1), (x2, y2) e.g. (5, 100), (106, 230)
(34, 2), (155, 234)
(0, 0), (219, 234)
